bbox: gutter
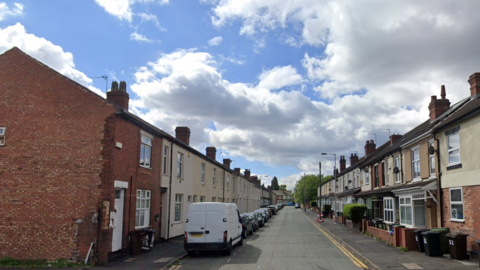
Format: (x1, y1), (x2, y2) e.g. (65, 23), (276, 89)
(166, 140), (174, 241)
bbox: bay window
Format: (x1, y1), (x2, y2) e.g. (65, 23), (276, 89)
(383, 197), (395, 223)
(399, 197), (412, 226)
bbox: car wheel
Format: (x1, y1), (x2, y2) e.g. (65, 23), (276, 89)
(238, 234), (244, 246)
(249, 227), (253, 235)
(243, 229), (247, 239)
(223, 241), (232, 255)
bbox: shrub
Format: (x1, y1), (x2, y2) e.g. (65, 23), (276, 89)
(310, 201), (317, 207)
(343, 204), (368, 222)
(322, 204), (331, 213)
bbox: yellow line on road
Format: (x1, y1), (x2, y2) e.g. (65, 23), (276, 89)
(169, 265), (182, 270)
(304, 214), (368, 269)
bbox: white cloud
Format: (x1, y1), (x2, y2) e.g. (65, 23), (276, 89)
(95, 0), (133, 22)
(0, 2), (23, 21)
(0, 23), (104, 97)
(257, 66), (302, 90)
(138, 13), (166, 31)
(130, 31), (159, 43)
(208, 36), (223, 46)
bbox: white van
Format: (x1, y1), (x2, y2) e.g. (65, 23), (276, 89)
(184, 203), (243, 255)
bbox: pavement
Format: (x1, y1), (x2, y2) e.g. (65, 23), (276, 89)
(303, 209), (479, 270)
(95, 236), (187, 270)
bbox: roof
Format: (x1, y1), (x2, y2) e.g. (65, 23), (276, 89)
(354, 179), (435, 198)
(433, 96), (480, 131)
(336, 187), (361, 198)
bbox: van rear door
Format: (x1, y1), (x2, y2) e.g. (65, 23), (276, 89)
(186, 203), (206, 244)
(205, 204), (225, 243)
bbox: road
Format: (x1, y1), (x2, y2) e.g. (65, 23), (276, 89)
(170, 206), (367, 270)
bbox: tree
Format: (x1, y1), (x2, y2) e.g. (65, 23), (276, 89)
(271, 177), (279, 190)
(293, 174), (321, 205)
(279, 184), (287, 191)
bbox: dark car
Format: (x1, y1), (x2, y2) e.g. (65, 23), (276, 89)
(267, 206), (277, 215)
(241, 214), (254, 238)
(253, 211), (265, 227)
(244, 212), (258, 232)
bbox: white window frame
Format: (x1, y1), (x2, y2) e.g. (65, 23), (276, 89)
(447, 131), (461, 166)
(163, 146), (169, 175)
(429, 140), (435, 177)
(0, 127), (6, 146)
(213, 168), (216, 186)
(383, 197), (395, 223)
(394, 156), (401, 183)
(174, 194), (183, 222)
(449, 188), (464, 222)
(399, 196), (413, 226)
(177, 152), (183, 179)
(135, 190), (151, 228)
(201, 163), (205, 184)
(227, 174), (230, 189)
(140, 135), (152, 168)
(365, 170), (370, 185)
(200, 196), (205, 202)
(411, 146), (421, 181)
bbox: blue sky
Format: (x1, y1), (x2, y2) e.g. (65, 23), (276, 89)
(2, 0), (480, 189)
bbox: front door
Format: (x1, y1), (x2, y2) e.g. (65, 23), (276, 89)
(112, 189), (124, 252)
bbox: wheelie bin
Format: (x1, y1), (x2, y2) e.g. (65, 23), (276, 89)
(414, 229), (429, 253)
(421, 231), (443, 257)
(430, 227), (450, 254)
(446, 233), (469, 260)
(129, 231), (147, 256)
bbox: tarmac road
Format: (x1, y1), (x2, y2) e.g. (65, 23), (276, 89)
(171, 206), (367, 270)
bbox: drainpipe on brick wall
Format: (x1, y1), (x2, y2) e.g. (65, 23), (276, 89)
(128, 174), (134, 235)
(433, 132), (444, 227)
(166, 140), (174, 241)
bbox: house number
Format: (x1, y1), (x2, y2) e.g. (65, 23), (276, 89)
(424, 238), (427, 244)
(449, 240), (454, 246)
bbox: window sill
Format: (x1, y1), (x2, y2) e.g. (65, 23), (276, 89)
(173, 221), (183, 224)
(411, 178), (422, 182)
(139, 165), (152, 170)
(428, 175), (437, 180)
(450, 219), (465, 223)
(447, 164), (462, 170)
(135, 226), (151, 230)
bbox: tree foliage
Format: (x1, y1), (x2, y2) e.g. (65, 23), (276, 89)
(271, 177), (279, 190)
(343, 204), (368, 222)
(279, 184), (287, 191)
(293, 174), (321, 203)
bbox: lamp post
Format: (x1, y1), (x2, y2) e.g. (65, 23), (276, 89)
(318, 162), (322, 212)
(322, 153), (337, 224)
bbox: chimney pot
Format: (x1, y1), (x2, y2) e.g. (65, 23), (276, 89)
(244, 169), (251, 180)
(107, 80), (129, 110)
(175, 127), (191, 145)
(223, 159), (231, 169)
(365, 140), (376, 156)
(206, 146), (216, 160)
(428, 86), (450, 121)
(469, 73), (480, 97)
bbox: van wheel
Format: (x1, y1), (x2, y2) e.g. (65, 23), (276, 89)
(243, 229), (248, 238)
(223, 241), (232, 255)
(238, 235), (243, 246)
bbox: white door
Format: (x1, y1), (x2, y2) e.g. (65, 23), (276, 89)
(112, 189), (124, 252)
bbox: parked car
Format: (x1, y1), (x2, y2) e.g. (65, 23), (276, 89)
(267, 206), (277, 215)
(185, 203), (243, 256)
(254, 209), (268, 224)
(295, 203), (300, 208)
(253, 212), (265, 227)
(244, 212), (258, 232)
(260, 208), (272, 219)
(241, 214), (254, 238)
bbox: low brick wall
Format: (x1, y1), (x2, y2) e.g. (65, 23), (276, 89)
(367, 226), (392, 242)
(399, 228), (418, 251)
(335, 216), (343, 224)
(346, 220), (361, 231)
(362, 219), (372, 233)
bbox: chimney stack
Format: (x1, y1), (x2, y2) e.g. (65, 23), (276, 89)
(206, 146), (216, 160)
(469, 73), (480, 97)
(428, 85), (450, 121)
(364, 140), (376, 156)
(390, 134), (402, 145)
(339, 156), (346, 172)
(244, 169), (251, 180)
(175, 127), (191, 145)
(223, 159), (231, 169)
(234, 168), (241, 175)
(350, 153), (359, 166)
(107, 81), (130, 110)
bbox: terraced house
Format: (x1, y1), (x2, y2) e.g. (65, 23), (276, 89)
(0, 47), (263, 265)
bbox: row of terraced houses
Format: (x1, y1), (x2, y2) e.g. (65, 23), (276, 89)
(0, 48), (289, 264)
(318, 74), (480, 258)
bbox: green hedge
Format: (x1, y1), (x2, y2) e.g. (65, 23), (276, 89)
(343, 204), (367, 222)
(310, 201), (317, 207)
(322, 204), (331, 213)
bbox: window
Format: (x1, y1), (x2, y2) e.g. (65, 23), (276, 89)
(384, 197), (395, 223)
(450, 188), (464, 221)
(200, 196), (205, 202)
(201, 164), (205, 184)
(414, 200), (426, 227)
(212, 197), (216, 202)
(365, 170), (370, 185)
(412, 147), (420, 180)
(227, 175), (230, 189)
(226, 198), (229, 203)
(394, 156), (401, 183)
(140, 135), (152, 168)
(174, 194), (183, 222)
(177, 152), (183, 178)
(447, 130), (460, 165)
(135, 190), (151, 228)
(382, 162), (385, 186)
(0, 127), (6, 146)
(213, 168), (216, 186)
(193, 195), (197, 202)
(374, 165), (379, 187)
(188, 195), (192, 202)
(429, 140), (435, 176)
(385, 161), (389, 185)
(163, 146), (169, 175)
(399, 197), (412, 226)
(233, 177), (236, 192)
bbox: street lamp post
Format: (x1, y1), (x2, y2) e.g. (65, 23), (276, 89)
(322, 153), (337, 224)
(318, 162), (322, 213)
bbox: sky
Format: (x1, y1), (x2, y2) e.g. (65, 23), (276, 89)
(2, 0), (480, 190)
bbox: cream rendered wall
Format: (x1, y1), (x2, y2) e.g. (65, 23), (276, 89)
(440, 115), (480, 188)
(361, 166), (372, 192)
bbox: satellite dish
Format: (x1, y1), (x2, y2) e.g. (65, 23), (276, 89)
(393, 167), (400, 174)
(345, 186), (349, 190)
(348, 180), (352, 183)
(428, 146), (435, 155)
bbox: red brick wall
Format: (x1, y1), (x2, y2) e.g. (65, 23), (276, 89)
(367, 226), (391, 242)
(398, 228), (418, 251)
(0, 48), (116, 262)
(443, 186), (480, 256)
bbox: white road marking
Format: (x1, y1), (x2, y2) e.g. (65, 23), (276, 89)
(227, 259), (231, 263)
(234, 253), (236, 256)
